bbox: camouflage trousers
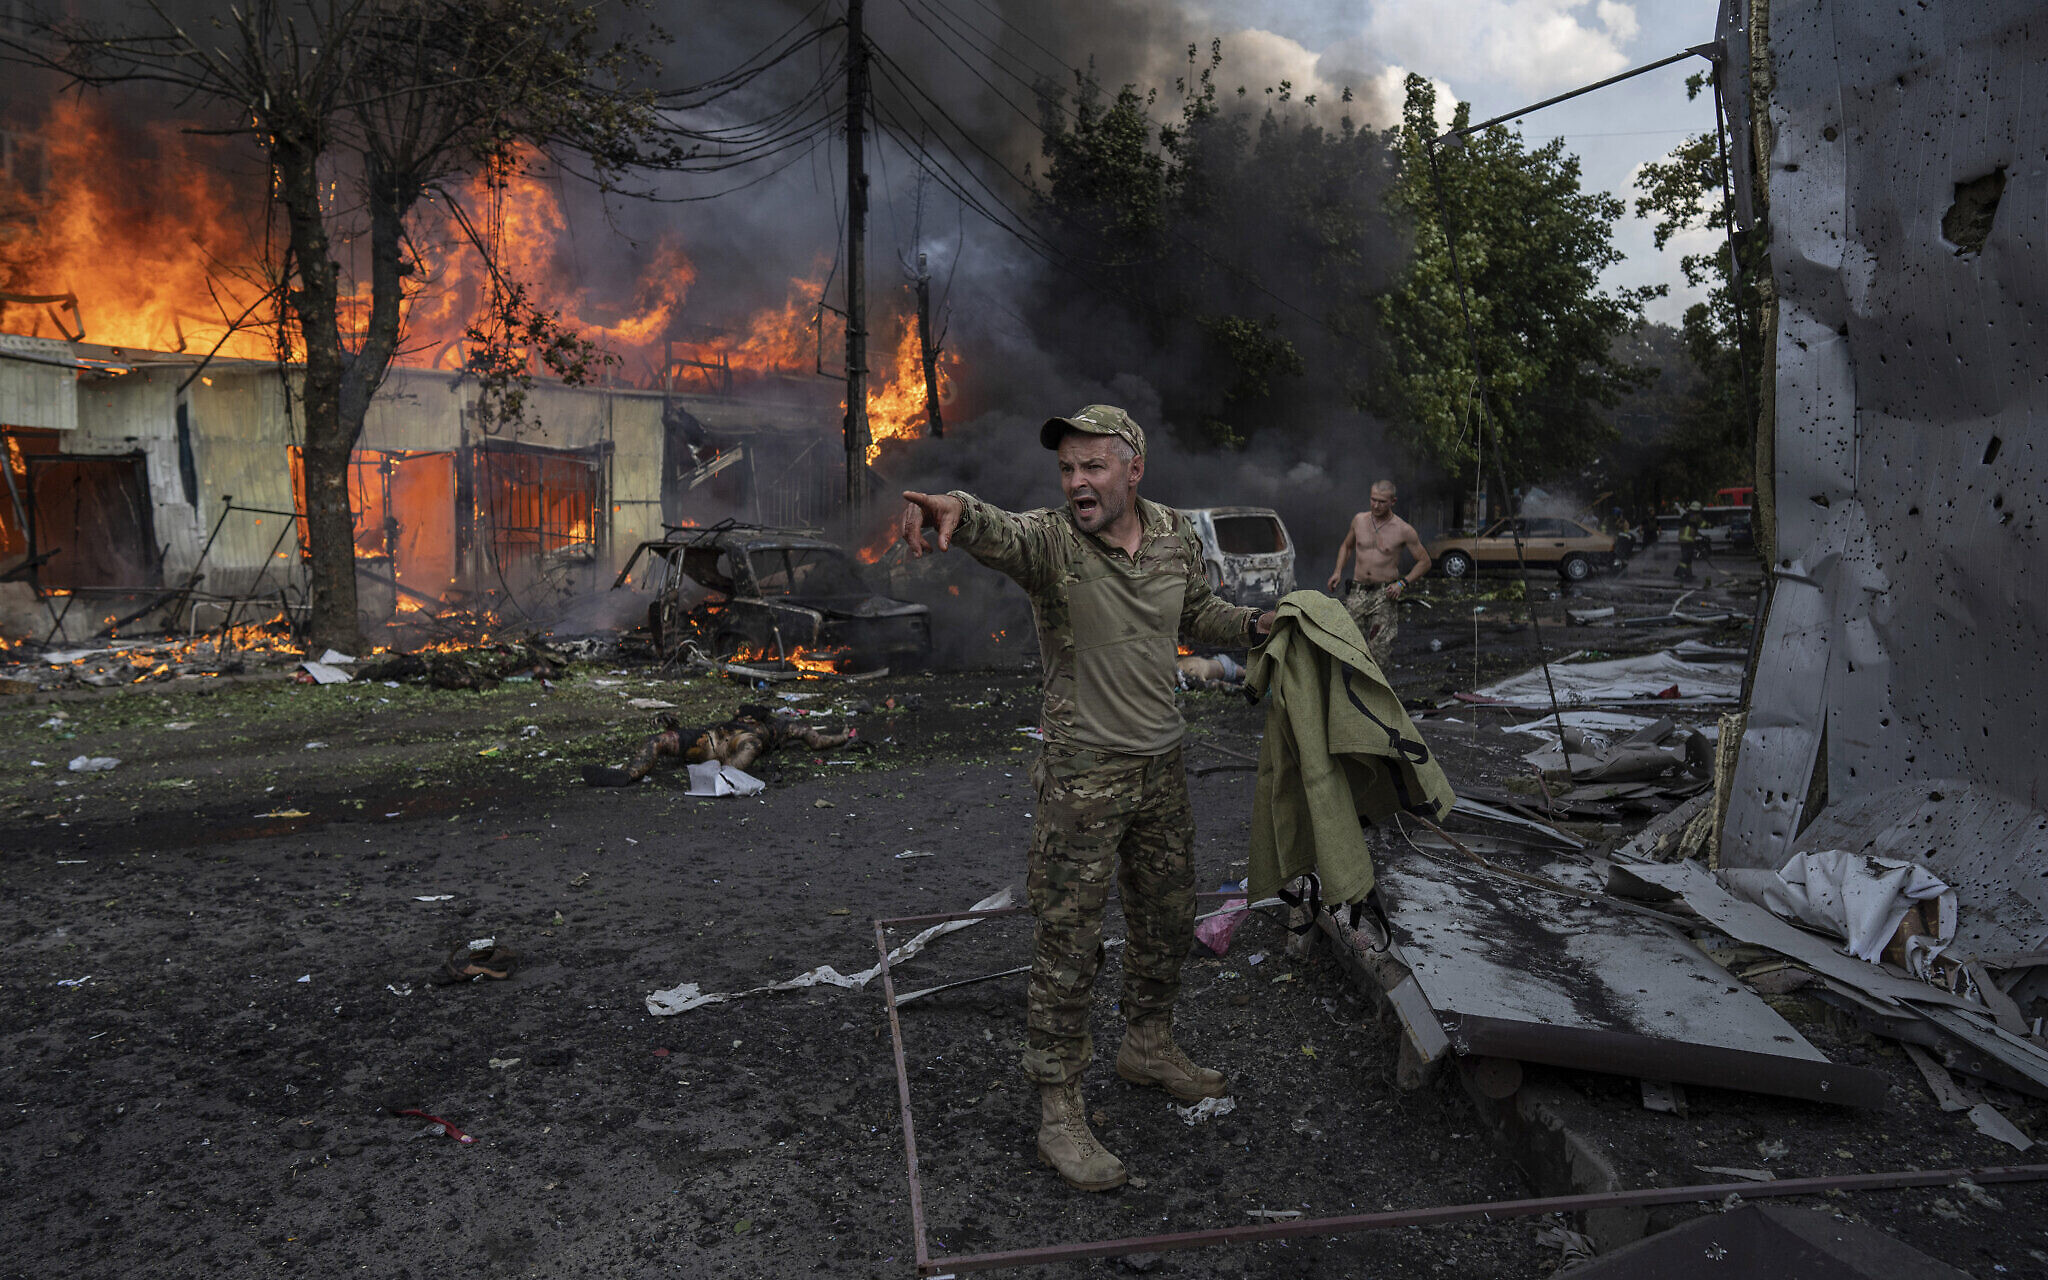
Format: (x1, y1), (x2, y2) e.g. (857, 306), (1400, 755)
(1023, 743), (1195, 1085)
(1345, 581), (1400, 670)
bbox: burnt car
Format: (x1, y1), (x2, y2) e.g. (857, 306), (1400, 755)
(1181, 506), (1297, 609)
(614, 521), (931, 671)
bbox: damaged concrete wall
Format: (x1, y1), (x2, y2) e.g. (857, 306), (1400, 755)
(1725, 4), (2047, 895)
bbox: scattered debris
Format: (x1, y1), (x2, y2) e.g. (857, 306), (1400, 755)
(646, 886), (1015, 1015)
(1463, 644), (1744, 709)
(435, 944), (517, 984)
(393, 1108), (474, 1144)
(66, 756), (119, 772)
(687, 763), (766, 797)
(583, 704), (854, 788)
(1176, 1096), (1237, 1125)
(1695, 1166), (1776, 1183)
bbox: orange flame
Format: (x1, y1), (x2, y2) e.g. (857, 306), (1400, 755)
(725, 642), (852, 676)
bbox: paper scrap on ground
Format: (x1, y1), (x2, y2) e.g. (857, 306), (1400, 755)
(414, 894), (453, 902)
(646, 886), (1016, 1015)
(1176, 1096), (1236, 1125)
(1471, 648), (1744, 707)
(686, 762), (766, 797)
(299, 661), (353, 685)
(318, 649), (357, 665)
(67, 756), (119, 773)
(628, 698), (677, 710)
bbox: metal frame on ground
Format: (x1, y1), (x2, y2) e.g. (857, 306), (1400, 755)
(871, 902), (2048, 1277)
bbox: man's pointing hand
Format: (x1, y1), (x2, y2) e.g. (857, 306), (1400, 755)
(901, 490), (964, 557)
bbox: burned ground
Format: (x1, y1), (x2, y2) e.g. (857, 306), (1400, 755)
(2, 552), (2044, 1279)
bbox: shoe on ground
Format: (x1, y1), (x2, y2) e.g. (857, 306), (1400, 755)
(1036, 1081), (1127, 1191)
(1116, 1020), (1227, 1102)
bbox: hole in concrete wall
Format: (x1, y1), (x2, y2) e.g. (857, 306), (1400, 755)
(1942, 167), (2006, 256)
(1983, 435), (2003, 465)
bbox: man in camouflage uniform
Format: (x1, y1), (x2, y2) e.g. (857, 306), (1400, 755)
(901, 406), (1272, 1191)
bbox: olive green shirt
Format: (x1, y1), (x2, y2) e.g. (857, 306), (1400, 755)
(949, 491), (1259, 755)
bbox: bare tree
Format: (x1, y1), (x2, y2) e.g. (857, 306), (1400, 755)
(4, 1), (673, 649)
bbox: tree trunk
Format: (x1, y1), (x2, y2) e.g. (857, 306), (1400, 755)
(275, 140), (362, 654)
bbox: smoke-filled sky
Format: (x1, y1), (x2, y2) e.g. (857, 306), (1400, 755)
(635, 0), (1722, 330)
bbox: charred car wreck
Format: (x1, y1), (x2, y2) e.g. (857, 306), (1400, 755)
(616, 521), (931, 671)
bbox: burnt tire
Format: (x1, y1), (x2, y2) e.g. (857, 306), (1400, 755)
(1559, 553), (1592, 583)
(1439, 550), (1474, 580)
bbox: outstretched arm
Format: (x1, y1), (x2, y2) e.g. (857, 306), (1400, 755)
(902, 489), (1060, 593)
(1326, 523), (1356, 591)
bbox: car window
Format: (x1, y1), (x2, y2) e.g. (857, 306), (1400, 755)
(1530, 518), (1583, 537)
(1481, 519), (1523, 540)
(749, 546), (869, 597)
(1213, 515), (1285, 555)
(680, 547), (737, 592)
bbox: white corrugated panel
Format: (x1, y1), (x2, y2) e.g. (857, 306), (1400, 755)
(0, 335), (80, 430)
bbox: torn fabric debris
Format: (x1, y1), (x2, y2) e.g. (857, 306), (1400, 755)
(1470, 645), (1744, 708)
(1724, 850), (1956, 966)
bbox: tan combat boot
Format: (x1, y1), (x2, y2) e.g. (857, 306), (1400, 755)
(1116, 1020), (1227, 1101)
(1036, 1081), (1128, 1191)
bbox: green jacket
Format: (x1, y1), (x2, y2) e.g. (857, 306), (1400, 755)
(1245, 591), (1456, 906)
(949, 491), (1258, 755)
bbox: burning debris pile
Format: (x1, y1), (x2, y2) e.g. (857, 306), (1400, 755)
(0, 620), (304, 693)
(354, 639), (574, 691)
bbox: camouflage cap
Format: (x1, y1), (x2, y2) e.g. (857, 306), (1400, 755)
(1040, 404), (1146, 458)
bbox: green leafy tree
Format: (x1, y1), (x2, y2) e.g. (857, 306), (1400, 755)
(1631, 73), (1763, 491)
(1377, 75), (1655, 493)
(7, 1), (672, 650)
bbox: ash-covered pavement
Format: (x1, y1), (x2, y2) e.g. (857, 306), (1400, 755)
(3, 555), (2042, 1280)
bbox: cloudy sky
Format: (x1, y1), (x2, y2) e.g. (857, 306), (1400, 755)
(1171, 0), (1725, 325)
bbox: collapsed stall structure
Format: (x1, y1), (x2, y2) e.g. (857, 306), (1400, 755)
(1721, 1), (2048, 994)
(0, 333), (844, 639)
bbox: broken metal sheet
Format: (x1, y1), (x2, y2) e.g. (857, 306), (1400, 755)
(1500, 711), (1659, 738)
(1448, 796), (1585, 849)
(1621, 860), (1979, 1014)
(1564, 1202), (1973, 1280)
(1788, 783), (2048, 967)
(1722, 569), (1829, 868)
(1469, 649), (1744, 709)
(1968, 1102), (2036, 1153)
(1913, 1004), (2048, 1099)
(1728, 5), (2048, 916)
(1374, 855), (1886, 1106)
(1902, 1043), (1975, 1114)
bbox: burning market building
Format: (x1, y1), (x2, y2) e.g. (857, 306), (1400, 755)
(0, 334), (868, 644)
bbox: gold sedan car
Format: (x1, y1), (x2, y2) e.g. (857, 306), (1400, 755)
(1428, 517), (1618, 582)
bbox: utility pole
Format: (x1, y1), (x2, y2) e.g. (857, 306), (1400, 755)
(914, 252), (944, 439)
(842, 0), (871, 508)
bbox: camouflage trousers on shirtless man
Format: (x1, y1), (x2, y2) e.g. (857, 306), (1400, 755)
(1344, 582), (1399, 670)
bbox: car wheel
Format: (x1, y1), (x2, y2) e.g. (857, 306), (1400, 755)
(1559, 554), (1592, 582)
(1439, 550), (1473, 579)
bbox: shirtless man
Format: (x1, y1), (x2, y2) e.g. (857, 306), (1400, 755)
(1325, 480), (1431, 670)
